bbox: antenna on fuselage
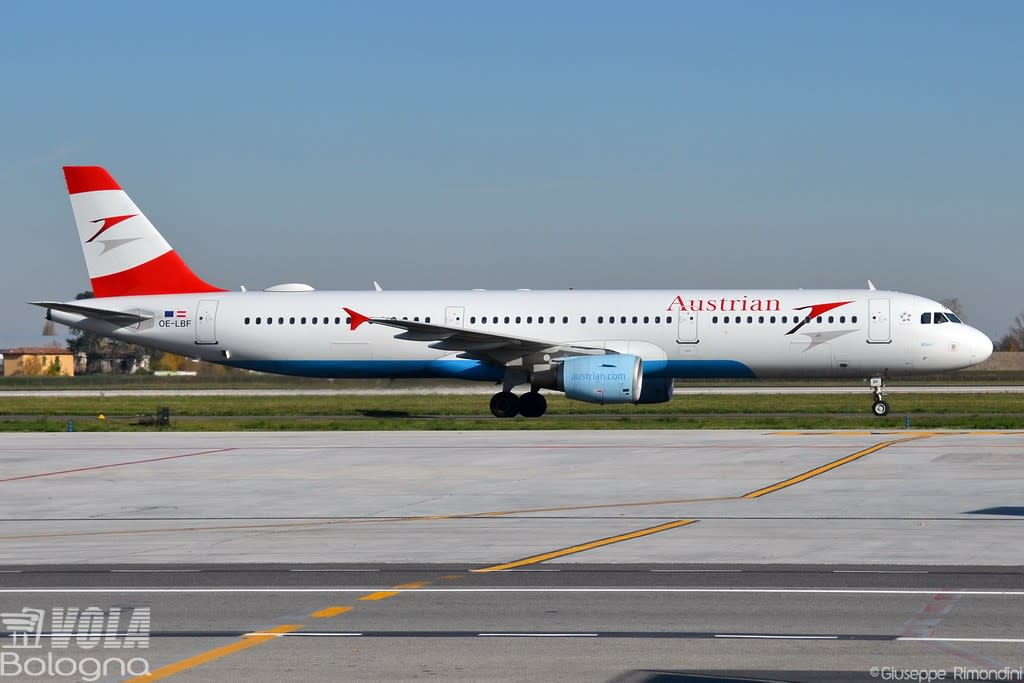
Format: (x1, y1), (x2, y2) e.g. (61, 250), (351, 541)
(867, 280), (877, 291)
(373, 281), (383, 292)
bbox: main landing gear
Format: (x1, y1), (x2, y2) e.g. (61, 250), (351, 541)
(870, 376), (890, 417)
(489, 390), (547, 418)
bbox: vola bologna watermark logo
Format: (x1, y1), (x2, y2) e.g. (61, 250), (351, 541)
(1, 606), (150, 681)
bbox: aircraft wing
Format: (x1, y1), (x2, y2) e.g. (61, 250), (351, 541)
(344, 308), (606, 365)
(30, 301), (152, 327)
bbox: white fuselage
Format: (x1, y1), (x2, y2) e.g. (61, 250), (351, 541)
(50, 288), (993, 382)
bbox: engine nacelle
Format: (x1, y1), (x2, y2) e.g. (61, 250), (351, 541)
(556, 354), (643, 404)
(636, 376), (674, 404)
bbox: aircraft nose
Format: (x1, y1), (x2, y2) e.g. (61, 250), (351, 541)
(970, 327), (994, 364)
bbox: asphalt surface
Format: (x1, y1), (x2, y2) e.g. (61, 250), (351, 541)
(2, 564), (1022, 682)
(1, 430), (1022, 681)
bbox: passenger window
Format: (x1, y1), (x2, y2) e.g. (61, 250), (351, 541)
(828, 316), (834, 323)
(504, 316), (510, 324)
(839, 316), (845, 323)
(255, 317), (261, 324)
(621, 316), (627, 324)
(758, 316), (764, 323)
(782, 316), (788, 324)
(655, 316), (661, 323)
(425, 317), (431, 323)
(712, 316), (719, 323)
(244, 317), (251, 325)
(277, 317), (283, 324)
(724, 316), (730, 323)
(851, 316), (857, 323)
(301, 317), (307, 324)
(515, 316), (522, 324)
(562, 316), (568, 324)
(335, 317), (341, 324)
(747, 316), (753, 323)
(643, 316), (650, 323)
(816, 316), (822, 323)
(609, 317), (615, 324)
(550, 316), (556, 324)
(921, 312), (931, 324)
(632, 316), (638, 324)
(598, 316), (603, 323)
(470, 316), (476, 324)
(345, 317), (351, 325)
(581, 316), (587, 324)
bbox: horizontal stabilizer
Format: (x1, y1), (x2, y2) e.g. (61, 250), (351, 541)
(30, 301), (152, 326)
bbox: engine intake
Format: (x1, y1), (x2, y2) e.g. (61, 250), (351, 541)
(554, 354), (643, 404)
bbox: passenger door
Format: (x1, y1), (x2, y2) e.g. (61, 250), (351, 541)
(195, 300), (219, 345)
(868, 298), (891, 343)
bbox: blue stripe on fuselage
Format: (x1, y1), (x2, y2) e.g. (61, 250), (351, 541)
(224, 359), (755, 380)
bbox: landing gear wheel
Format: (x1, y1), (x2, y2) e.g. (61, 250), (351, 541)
(872, 400), (890, 417)
(490, 391), (520, 418)
(518, 391), (547, 418)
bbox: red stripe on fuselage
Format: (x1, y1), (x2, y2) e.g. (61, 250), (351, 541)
(64, 166), (122, 194)
(90, 250), (225, 297)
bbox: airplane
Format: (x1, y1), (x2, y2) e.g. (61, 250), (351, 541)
(34, 166), (994, 418)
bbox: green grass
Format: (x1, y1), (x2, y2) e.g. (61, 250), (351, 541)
(2, 393), (1023, 431)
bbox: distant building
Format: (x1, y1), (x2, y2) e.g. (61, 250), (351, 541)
(1, 347), (75, 377)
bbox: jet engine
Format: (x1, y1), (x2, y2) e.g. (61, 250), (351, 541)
(549, 354), (643, 404)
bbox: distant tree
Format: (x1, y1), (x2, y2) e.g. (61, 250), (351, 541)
(41, 319), (56, 336)
(996, 312), (1024, 352)
(939, 298), (965, 319)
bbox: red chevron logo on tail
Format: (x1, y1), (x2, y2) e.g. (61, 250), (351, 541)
(85, 214), (137, 243)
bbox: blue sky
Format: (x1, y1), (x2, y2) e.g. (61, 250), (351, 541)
(1, 1), (1021, 346)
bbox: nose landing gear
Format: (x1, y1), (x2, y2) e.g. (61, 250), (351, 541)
(870, 376), (890, 416)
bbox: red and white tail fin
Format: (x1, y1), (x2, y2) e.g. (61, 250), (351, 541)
(63, 166), (223, 297)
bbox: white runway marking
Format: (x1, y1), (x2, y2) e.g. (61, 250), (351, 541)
(715, 634), (838, 639)
(899, 637), (1024, 644)
(3, 588), (1023, 595)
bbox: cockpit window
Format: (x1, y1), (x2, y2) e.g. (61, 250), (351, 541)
(933, 312), (948, 324)
(921, 312), (931, 324)
(946, 313), (963, 323)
